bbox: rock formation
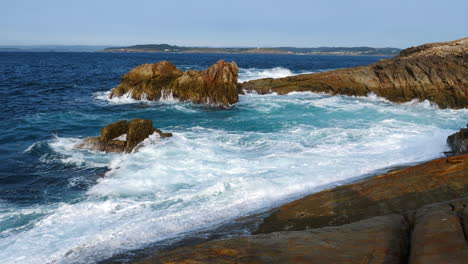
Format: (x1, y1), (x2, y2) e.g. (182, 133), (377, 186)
(110, 60), (239, 107)
(240, 37), (468, 109)
(447, 128), (468, 155)
(134, 156), (468, 264)
(256, 154), (468, 233)
(76, 119), (172, 153)
(135, 198), (468, 264)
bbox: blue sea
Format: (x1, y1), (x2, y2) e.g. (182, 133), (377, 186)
(1, 52), (467, 264)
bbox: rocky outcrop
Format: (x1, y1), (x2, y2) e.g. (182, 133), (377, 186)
(408, 199), (468, 264)
(76, 119), (172, 153)
(447, 128), (468, 155)
(110, 60), (239, 107)
(134, 198), (468, 264)
(136, 214), (409, 264)
(257, 154), (468, 233)
(240, 37), (468, 109)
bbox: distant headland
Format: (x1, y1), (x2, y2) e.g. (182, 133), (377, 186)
(99, 44), (401, 56)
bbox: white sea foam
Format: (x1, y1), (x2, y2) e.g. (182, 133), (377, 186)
(2, 92), (467, 264)
(94, 90), (151, 105)
(238, 67), (313, 82)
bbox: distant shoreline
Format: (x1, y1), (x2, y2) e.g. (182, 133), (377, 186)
(97, 49), (396, 56)
(98, 44), (401, 56)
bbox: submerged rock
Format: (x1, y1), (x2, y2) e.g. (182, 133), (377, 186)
(240, 37), (468, 109)
(76, 119), (172, 153)
(110, 60), (239, 107)
(447, 128), (468, 155)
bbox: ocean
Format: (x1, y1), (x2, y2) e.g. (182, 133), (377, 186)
(0, 52), (467, 264)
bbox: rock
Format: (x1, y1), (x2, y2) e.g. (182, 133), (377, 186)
(76, 119), (172, 153)
(125, 119), (155, 153)
(100, 120), (127, 141)
(82, 136), (126, 153)
(135, 214), (409, 264)
(409, 199), (468, 264)
(447, 128), (468, 155)
(240, 37), (468, 109)
(256, 154), (468, 233)
(110, 60), (239, 107)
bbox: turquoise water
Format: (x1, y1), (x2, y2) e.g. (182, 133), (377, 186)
(0, 52), (467, 263)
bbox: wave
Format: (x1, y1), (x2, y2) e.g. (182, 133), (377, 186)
(94, 90), (151, 105)
(238, 67), (314, 82)
(24, 135), (113, 169)
(3, 90), (467, 264)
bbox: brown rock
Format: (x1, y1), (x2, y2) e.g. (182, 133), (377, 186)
(110, 60), (239, 107)
(409, 200), (468, 264)
(447, 128), (468, 155)
(257, 154), (468, 233)
(135, 214), (409, 264)
(125, 119), (155, 153)
(79, 136), (126, 153)
(240, 38), (468, 109)
(100, 120), (127, 142)
(75, 119), (172, 153)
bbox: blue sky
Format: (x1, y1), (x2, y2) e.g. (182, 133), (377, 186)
(1, 0), (467, 48)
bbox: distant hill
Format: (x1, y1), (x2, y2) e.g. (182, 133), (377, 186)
(0, 45), (108, 52)
(100, 44), (401, 56)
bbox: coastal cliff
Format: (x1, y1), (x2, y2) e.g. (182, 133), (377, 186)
(110, 60), (239, 107)
(241, 38), (468, 109)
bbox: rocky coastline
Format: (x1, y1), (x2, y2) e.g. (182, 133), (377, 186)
(133, 130), (468, 264)
(241, 37), (468, 109)
(102, 38), (468, 263)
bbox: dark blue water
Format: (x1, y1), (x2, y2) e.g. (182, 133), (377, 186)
(1, 52), (466, 264)
(0, 52), (384, 205)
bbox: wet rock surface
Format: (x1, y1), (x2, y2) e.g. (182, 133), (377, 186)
(136, 214), (409, 264)
(76, 119), (172, 153)
(133, 155), (468, 264)
(110, 60), (239, 107)
(240, 37), (468, 109)
(447, 128), (468, 155)
(256, 155), (468, 233)
(134, 199), (468, 264)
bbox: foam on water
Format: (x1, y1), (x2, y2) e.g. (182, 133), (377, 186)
(1, 92), (467, 264)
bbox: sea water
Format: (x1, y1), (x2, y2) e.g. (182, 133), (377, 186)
(0, 52), (466, 264)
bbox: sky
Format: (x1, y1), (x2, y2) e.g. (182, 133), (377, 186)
(1, 0), (467, 48)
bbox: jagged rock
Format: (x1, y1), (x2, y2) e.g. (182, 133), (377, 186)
(110, 60), (239, 107)
(240, 37), (468, 109)
(447, 128), (468, 155)
(135, 214), (409, 264)
(75, 119), (172, 153)
(256, 154), (468, 233)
